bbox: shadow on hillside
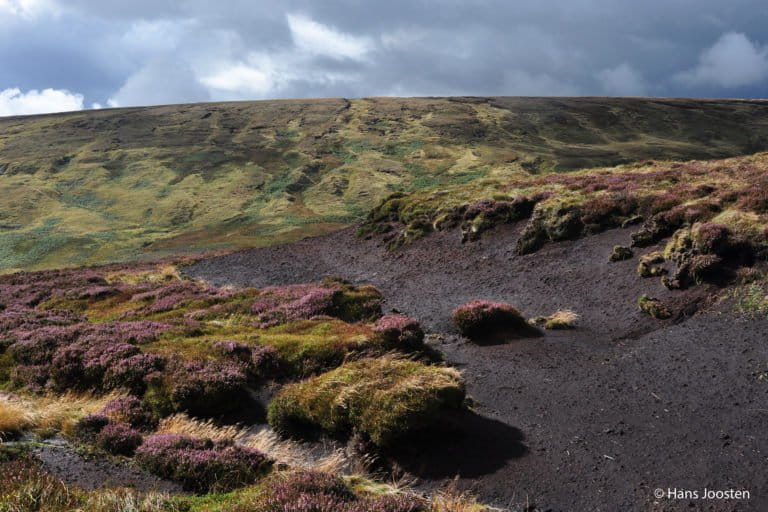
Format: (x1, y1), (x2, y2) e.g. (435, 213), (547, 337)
(388, 409), (527, 479)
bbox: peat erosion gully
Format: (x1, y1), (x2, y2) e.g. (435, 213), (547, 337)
(187, 224), (768, 511)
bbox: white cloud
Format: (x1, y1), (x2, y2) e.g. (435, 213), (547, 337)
(674, 32), (768, 88)
(0, 87), (83, 116)
(0, 0), (51, 16)
(107, 58), (210, 107)
(597, 62), (648, 96)
(201, 60), (277, 97)
(287, 13), (372, 60)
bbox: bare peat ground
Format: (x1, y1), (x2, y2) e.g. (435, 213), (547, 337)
(187, 225), (768, 512)
(9, 437), (183, 493)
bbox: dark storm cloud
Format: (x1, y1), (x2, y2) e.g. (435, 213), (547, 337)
(0, 0), (767, 115)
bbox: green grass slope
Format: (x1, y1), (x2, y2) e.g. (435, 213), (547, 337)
(1, 96), (768, 271)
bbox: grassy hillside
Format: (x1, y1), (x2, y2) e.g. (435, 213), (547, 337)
(2, 96), (768, 271)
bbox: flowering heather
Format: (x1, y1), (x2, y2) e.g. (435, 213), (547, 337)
(251, 284), (339, 328)
(103, 352), (167, 395)
(136, 434), (271, 492)
(96, 422), (143, 455)
(168, 360), (249, 416)
(100, 397), (156, 430)
(452, 300), (531, 340)
(131, 281), (240, 315)
(0, 305), (83, 332)
(9, 324), (85, 365)
(250, 345), (281, 379)
(9, 364), (49, 392)
(372, 314), (425, 351)
(256, 471), (427, 512)
(6, 316), (169, 392)
(256, 471), (356, 511)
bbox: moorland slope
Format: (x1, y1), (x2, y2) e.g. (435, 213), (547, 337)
(2, 97), (768, 271)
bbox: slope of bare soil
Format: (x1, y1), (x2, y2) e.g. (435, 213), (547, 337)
(187, 225), (768, 511)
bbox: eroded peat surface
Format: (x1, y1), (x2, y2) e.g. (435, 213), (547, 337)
(187, 223), (768, 511)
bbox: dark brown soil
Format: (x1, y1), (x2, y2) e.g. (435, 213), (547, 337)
(31, 438), (182, 493)
(187, 224), (768, 512)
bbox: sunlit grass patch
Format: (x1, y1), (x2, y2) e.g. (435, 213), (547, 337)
(0, 391), (120, 439)
(531, 309), (580, 330)
(268, 356), (465, 448)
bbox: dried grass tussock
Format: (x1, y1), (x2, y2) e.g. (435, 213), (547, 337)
(156, 413), (348, 473)
(0, 391), (120, 438)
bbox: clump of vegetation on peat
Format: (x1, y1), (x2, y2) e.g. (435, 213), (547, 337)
(637, 295), (673, 320)
(267, 356), (466, 448)
(452, 300), (537, 341)
(530, 310), (580, 330)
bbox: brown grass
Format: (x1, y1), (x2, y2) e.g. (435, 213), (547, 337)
(0, 392), (120, 438)
(156, 413), (348, 473)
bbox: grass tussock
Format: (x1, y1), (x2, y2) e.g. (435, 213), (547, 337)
(0, 391), (119, 438)
(268, 356), (466, 448)
(531, 309), (580, 330)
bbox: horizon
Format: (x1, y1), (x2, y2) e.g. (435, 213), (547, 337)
(3, 94), (768, 120)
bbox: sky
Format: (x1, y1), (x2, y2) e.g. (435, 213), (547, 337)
(1, 0), (767, 116)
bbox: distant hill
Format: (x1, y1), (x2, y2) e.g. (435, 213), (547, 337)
(2, 96), (768, 271)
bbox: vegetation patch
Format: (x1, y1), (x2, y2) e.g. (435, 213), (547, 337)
(452, 300), (537, 341)
(361, 153), (768, 293)
(267, 357), (465, 448)
(371, 314), (426, 352)
(531, 310), (580, 330)
(637, 251), (667, 278)
(637, 295), (673, 320)
(609, 245), (633, 262)
(135, 433), (272, 493)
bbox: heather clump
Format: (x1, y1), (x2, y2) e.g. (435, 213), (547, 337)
(146, 359), (249, 417)
(135, 434), (271, 492)
(372, 314), (425, 351)
(253, 471), (427, 512)
(102, 352), (166, 395)
(100, 397), (156, 430)
(452, 300), (535, 341)
(268, 357), (465, 448)
(95, 422), (143, 455)
(250, 280), (382, 327)
(252, 284), (341, 328)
